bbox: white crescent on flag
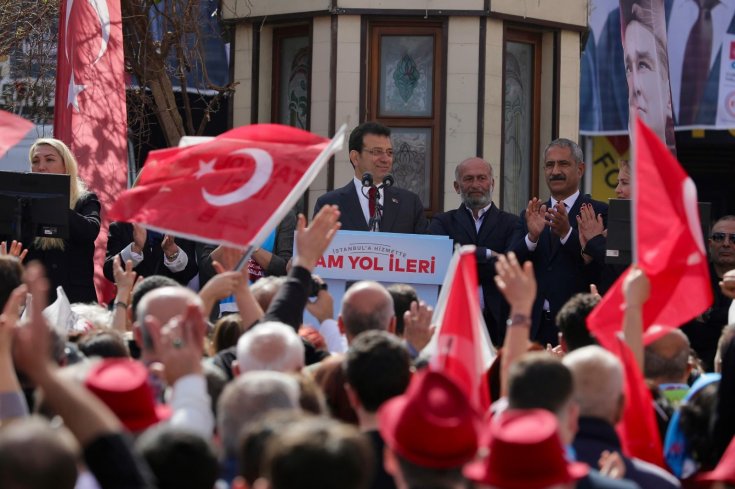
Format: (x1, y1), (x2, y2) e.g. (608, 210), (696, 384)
(87, 0), (111, 65)
(201, 148), (274, 207)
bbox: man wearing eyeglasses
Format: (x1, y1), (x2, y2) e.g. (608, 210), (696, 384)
(314, 122), (427, 234)
(682, 215), (735, 370)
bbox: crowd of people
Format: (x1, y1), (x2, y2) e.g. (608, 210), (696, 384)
(0, 121), (734, 489)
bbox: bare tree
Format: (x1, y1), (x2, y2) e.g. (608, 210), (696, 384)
(0, 0), (59, 123)
(1, 0), (234, 145)
(122, 0), (236, 147)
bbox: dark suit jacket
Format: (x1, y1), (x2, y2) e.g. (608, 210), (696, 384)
(25, 192), (101, 304)
(428, 203), (519, 345)
(103, 222), (198, 286)
(511, 194), (608, 341)
(314, 181), (428, 234)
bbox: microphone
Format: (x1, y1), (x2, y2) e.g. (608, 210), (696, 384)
(381, 174), (395, 188)
(361, 172), (374, 187)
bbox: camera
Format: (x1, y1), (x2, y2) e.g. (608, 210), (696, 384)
(309, 277), (328, 297)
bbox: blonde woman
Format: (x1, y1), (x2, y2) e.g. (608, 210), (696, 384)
(26, 138), (101, 303)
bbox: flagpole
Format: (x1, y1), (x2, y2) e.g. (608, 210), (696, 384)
(631, 118), (639, 265)
(234, 246), (255, 272)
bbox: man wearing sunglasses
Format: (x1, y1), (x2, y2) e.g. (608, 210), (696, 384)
(314, 122), (427, 234)
(682, 215), (735, 371)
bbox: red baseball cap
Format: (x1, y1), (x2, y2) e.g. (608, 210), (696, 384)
(464, 409), (588, 489)
(84, 358), (171, 432)
(378, 369), (479, 469)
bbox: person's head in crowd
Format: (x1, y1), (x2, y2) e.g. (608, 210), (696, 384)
(290, 372), (328, 415)
(251, 276), (288, 312)
(202, 361), (228, 419)
(556, 293), (600, 352)
(134, 285), (203, 362)
(298, 326), (326, 352)
(387, 283), (418, 337)
(464, 409), (588, 489)
(714, 324), (735, 373)
(0, 255), (23, 310)
(543, 138), (585, 201)
(233, 321), (305, 376)
(0, 417), (79, 489)
(664, 373), (721, 478)
(339, 281), (395, 343)
(217, 371), (301, 459)
(563, 346), (624, 425)
(348, 121), (393, 182)
(84, 358), (172, 434)
(644, 327), (691, 387)
(507, 352), (579, 444)
(454, 157), (495, 211)
(378, 370), (478, 489)
(71, 303), (112, 331)
(621, 0), (672, 143)
(344, 330), (411, 427)
(211, 313), (244, 354)
(709, 216), (735, 277)
(77, 329), (130, 359)
(236, 411), (307, 489)
(253, 416), (373, 489)
(30, 138), (88, 207)
(130, 275), (180, 322)
(615, 160), (632, 199)
(135, 425), (219, 489)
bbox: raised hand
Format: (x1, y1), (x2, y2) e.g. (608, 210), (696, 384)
(0, 240), (28, 261)
(576, 203), (604, 248)
(545, 201), (571, 239)
(293, 205), (341, 272)
(150, 304), (204, 386)
(113, 255), (137, 299)
(494, 251), (536, 315)
(403, 300), (435, 353)
(161, 235), (179, 257)
(132, 223), (147, 254)
(525, 198), (547, 242)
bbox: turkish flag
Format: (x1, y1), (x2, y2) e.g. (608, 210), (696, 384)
(0, 110), (34, 160)
(586, 117), (712, 466)
(54, 0), (127, 303)
(108, 124), (345, 248)
(428, 246), (495, 413)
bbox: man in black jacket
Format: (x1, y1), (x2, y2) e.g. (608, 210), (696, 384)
(429, 157), (518, 345)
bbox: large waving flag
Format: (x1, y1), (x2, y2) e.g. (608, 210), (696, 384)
(426, 246), (495, 414)
(587, 117), (712, 466)
(108, 124), (345, 249)
(0, 111), (34, 161)
(54, 0), (128, 302)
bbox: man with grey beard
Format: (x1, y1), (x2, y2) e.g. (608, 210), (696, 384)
(428, 157), (519, 345)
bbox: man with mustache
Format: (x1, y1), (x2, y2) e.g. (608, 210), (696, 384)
(428, 158), (519, 346)
(512, 138), (608, 347)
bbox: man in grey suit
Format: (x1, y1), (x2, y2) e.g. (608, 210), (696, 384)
(314, 122), (427, 234)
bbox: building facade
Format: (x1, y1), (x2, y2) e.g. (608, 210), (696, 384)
(223, 0), (589, 216)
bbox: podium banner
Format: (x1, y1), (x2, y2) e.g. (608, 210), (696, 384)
(305, 230), (453, 285)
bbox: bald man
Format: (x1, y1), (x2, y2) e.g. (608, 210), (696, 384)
(428, 158), (519, 345)
(313, 280), (397, 425)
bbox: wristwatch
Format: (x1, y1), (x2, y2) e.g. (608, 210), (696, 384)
(506, 313), (531, 327)
(166, 250), (180, 261)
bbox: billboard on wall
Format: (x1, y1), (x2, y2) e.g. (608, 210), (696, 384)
(581, 0), (735, 134)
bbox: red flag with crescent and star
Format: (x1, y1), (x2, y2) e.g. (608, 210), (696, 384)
(586, 117), (712, 467)
(54, 0), (128, 302)
(107, 124), (345, 249)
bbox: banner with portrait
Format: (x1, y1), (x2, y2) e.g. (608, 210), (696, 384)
(580, 0), (735, 135)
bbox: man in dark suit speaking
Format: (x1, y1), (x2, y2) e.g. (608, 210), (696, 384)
(512, 139), (608, 347)
(429, 157), (519, 345)
(314, 122), (427, 234)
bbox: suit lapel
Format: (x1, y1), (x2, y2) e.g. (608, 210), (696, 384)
(380, 187), (399, 232)
(340, 183), (369, 231)
(477, 204), (500, 244)
(455, 204), (478, 242)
